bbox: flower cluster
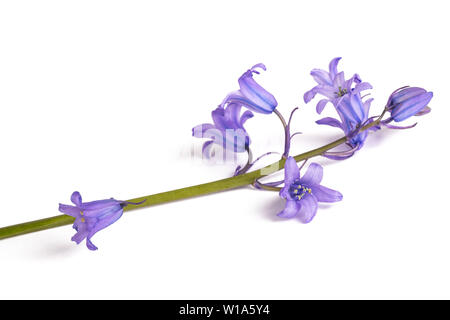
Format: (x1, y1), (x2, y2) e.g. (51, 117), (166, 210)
(304, 58), (374, 158)
(304, 57), (372, 115)
(303, 58), (433, 158)
(56, 58), (433, 250)
(190, 58), (432, 225)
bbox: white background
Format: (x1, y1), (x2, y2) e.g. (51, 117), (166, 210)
(0, 0), (449, 299)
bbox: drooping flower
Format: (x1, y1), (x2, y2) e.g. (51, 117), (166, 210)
(386, 86), (433, 122)
(220, 63), (278, 114)
(192, 103), (254, 158)
(316, 92), (375, 158)
(59, 191), (144, 250)
(303, 57), (372, 114)
(278, 157), (342, 223)
(304, 58), (376, 158)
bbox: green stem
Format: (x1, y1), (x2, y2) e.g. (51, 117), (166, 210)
(0, 119), (381, 241)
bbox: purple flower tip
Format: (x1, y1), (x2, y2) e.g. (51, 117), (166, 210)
(250, 63), (266, 72)
(278, 157), (342, 223)
(59, 191), (140, 250)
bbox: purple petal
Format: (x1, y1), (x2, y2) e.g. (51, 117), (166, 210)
(59, 204), (80, 217)
(300, 163), (323, 186)
(211, 107), (228, 131)
(313, 85), (336, 100)
(86, 207), (124, 246)
(391, 92), (433, 122)
(337, 93), (366, 124)
(344, 73), (363, 90)
(194, 125), (225, 152)
(328, 57), (341, 79)
(415, 106), (431, 116)
(353, 82), (373, 95)
(220, 90), (240, 108)
(81, 199), (121, 217)
(283, 157), (300, 186)
(202, 140), (214, 159)
(310, 69), (332, 86)
(362, 98), (374, 116)
(71, 222), (88, 244)
(222, 91), (273, 115)
(316, 99), (329, 114)
(311, 185), (343, 203)
(86, 238), (98, 251)
(304, 88), (317, 103)
(297, 194), (318, 223)
(71, 230), (88, 245)
(251, 63), (266, 72)
(71, 191), (82, 207)
(225, 128), (250, 153)
(240, 110), (254, 126)
(333, 71), (345, 88)
(316, 117), (343, 129)
(224, 103), (242, 128)
(277, 199), (300, 219)
(192, 123), (214, 138)
(349, 131), (368, 149)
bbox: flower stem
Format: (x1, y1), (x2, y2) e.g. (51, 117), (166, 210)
(273, 109), (290, 158)
(234, 146), (253, 176)
(0, 119), (382, 241)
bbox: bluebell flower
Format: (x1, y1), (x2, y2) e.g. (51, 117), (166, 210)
(315, 92), (375, 159)
(192, 103), (254, 158)
(59, 191), (143, 250)
(278, 157), (342, 223)
(386, 86), (433, 122)
(304, 58), (376, 158)
(220, 63), (278, 114)
(304, 57), (372, 114)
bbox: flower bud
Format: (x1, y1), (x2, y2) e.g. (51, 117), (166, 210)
(388, 87), (433, 122)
